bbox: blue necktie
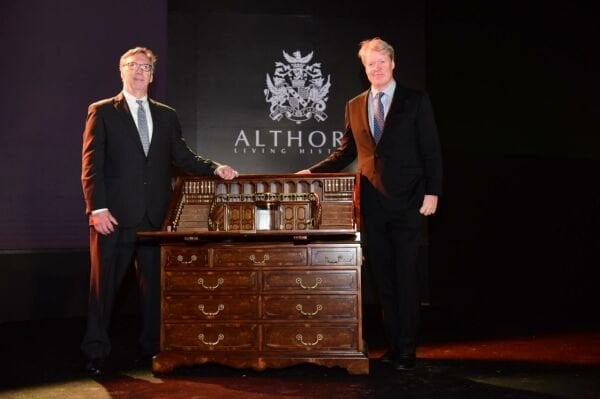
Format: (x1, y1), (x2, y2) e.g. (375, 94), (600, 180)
(136, 100), (150, 155)
(372, 92), (385, 142)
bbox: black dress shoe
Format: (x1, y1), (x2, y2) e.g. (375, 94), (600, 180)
(379, 350), (395, 364)
(392, 354), (416, 371)
(85, 357), (106, 376)
(133, 354), (154, 369)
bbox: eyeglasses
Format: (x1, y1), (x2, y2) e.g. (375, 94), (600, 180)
(122, 62), (153, 72)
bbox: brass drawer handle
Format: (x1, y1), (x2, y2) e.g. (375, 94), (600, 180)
(198, 303), (224, 316)
(197, 333), (224, 346)
(249, 253), (270, 264)
(295, 277), (322, 290)
(296, 303), (323, 316)
(197, 277), (224, 290)
(296, 333), (323, 347)
(176, 254), (197, 264)
(324, 255), (344, 264)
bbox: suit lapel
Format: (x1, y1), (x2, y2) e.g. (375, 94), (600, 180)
(354, 90), (375, 144)
(371, 86), (407, 146)
(357, 90), (370, 128)
(147, 99), (162, 156)
(386, 86), (407, 117)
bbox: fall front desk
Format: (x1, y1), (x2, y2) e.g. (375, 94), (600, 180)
(139, 173), (369, 375)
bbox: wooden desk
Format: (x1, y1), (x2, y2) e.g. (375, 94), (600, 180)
(141, 173), (369, 375)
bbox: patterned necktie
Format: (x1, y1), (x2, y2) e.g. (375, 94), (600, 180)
(136, 99), (150, 155)
(372, 92), (385, 142)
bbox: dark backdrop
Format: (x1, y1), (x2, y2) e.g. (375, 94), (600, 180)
(167, 1), (424, 173)
(0, 0), (168, 251)
(425, 3), (600, 327)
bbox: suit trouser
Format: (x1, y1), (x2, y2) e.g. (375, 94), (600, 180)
(363, 209), (423, 355)
(81, 215), (160, 358)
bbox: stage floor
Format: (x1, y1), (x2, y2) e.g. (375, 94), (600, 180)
(1, 306), (599, 399)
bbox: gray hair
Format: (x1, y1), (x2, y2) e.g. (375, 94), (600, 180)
(119, 46), (157, 70)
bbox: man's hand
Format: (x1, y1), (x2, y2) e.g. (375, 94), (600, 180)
(419, 195), (438, 216)
(215, 165), (239, 180)
(90, 210), (118, 235)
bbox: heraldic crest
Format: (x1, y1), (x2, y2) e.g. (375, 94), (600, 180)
(264, 50), (331, 124)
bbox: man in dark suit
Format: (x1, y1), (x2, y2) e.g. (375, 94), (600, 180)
(80, 46), (238, 375)
(297, 37), (442, 370)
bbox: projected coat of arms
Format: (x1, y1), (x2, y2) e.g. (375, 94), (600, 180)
(264, 50), (331, 124)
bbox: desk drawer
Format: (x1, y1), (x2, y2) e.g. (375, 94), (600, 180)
(163, 323), (258, 351)
(311, 247), (359, 266)
(213, 247), (308, 267)
(164, 248), (209, 268)
(164, 271), (258, 292)
(263, 270), (358, 292)
(263, 325), (359, 351)
(164, 295), (258, 320)
(262, 295), (358, 320)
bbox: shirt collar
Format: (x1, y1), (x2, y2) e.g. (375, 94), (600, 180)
(371, 80), (396, 99)
(122, 90), (148, 104)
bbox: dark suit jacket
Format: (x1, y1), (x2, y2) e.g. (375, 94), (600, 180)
(309, 84), (443, 214)
(81, 93), (219, 227)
